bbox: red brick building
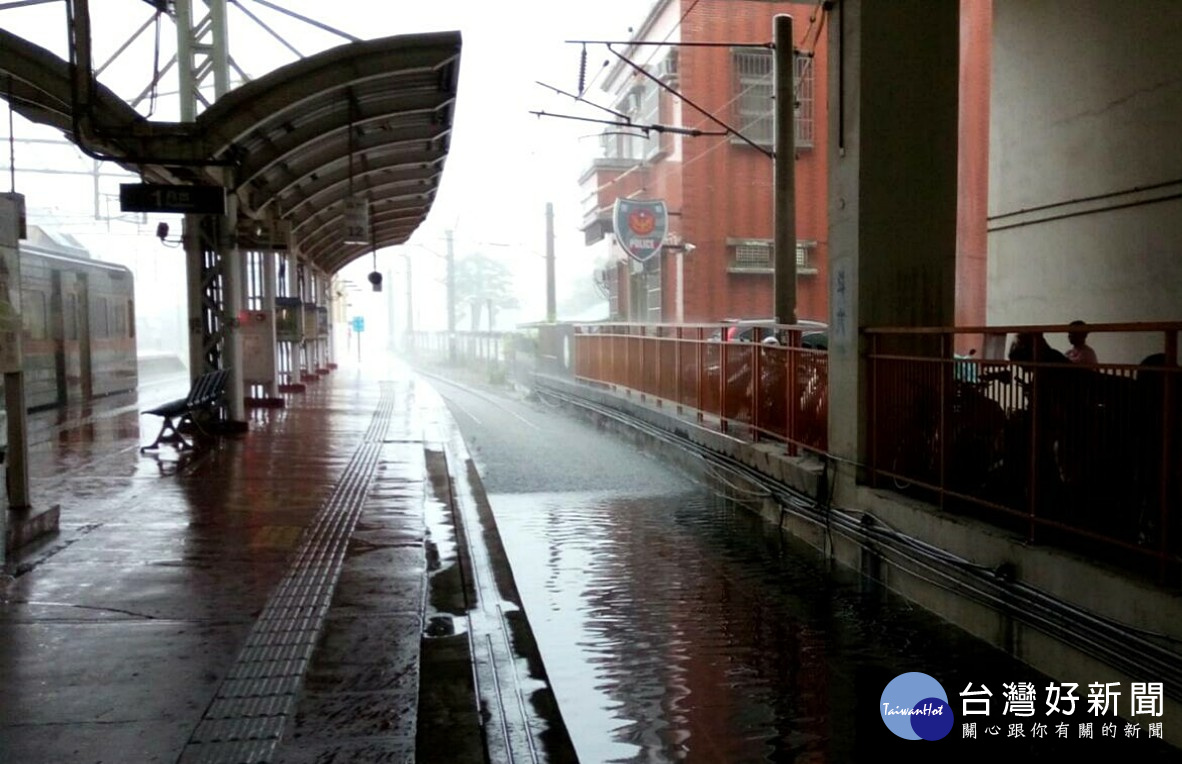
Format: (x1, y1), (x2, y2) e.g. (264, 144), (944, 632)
(581, 0), (829, 324)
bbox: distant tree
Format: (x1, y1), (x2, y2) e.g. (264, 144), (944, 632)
(453, 252), (519, 330)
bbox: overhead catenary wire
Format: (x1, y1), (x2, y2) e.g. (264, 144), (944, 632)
(229, 0), (304, 59)
(578, 0), (703, 98)
(607, 42), (772, 158)
(565, 3), (833, 202)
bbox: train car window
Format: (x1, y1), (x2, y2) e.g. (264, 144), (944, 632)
(93, 296), (109, 338)
(112, 303), (127, 337)
(127, 299), (135, 338)
(64, 294), (78, 341)
(21, 290), (48, 340)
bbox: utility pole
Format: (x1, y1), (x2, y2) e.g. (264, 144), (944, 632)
(404, 255), (413, 343)
(545, 202), (556, 322)
(774, 13), (798, 325)
(446, 228), (456, 362)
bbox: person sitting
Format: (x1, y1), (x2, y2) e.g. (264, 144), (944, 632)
(1065, 320), (1098, 364)
(1008, 332), (1070, 367)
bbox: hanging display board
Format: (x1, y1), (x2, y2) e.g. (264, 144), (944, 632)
(275, 297), (302, 342)
(237, 310), (276, 384)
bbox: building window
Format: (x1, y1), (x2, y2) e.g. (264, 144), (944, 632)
(795, 54), (814, 148)
(796, 240), (817, 272)
(727, 238), (818, 273)
(600, 82), (665, 162)
(639, 83), (661, 159)
(644, 259), (662, 322)
(658, 50), (678, 84)
(735, 241), (772, 268)
(732, 48), (814, 149)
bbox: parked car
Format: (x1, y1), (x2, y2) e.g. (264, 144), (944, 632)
(711, 318), (828, 349)
(699, 319), (828, 427)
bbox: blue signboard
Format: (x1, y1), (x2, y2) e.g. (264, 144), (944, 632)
(351, 316), (365, 332)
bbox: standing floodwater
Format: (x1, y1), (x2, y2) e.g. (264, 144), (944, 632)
(491, 489), (1177, 762)
(432, 374), (1178, 763)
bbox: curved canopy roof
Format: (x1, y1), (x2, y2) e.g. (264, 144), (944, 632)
(0, 29), (461, 275)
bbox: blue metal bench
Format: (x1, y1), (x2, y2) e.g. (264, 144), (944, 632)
(140, 369), (229, 452)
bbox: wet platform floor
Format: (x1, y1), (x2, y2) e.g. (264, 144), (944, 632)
(0, 360), (556, 763)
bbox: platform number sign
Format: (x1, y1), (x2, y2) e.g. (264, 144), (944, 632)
(119, 183), (225, 214)
(351, 316), (365, 333)
(344, 197), (369, 245)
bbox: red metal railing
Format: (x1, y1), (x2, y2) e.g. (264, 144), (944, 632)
(573, 322), (829, 454)
(866, 323), (1181, 581)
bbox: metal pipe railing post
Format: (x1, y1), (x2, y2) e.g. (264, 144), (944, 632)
(1028, 342), (1041, 543)
(1159, 330), (1178, 583)
(696, 328), (705, 425)
(868, 333), (878, 485)
(938, 333), (949, 510)
(675, 327), (683, 414)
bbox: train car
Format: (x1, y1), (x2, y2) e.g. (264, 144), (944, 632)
(11, 234), (138, 410)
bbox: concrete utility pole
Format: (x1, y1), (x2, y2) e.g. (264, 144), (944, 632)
(545, 202), (556, 322)
(404, 256), (413, 339)
(774, 13), (798, 325)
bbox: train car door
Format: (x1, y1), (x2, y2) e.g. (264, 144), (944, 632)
(77, 272), (92, 400)
(56, 271), (83, 404)
(50, 270), (66, 405)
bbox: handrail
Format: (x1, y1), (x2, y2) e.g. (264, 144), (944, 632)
(865, 321), (1182, 335)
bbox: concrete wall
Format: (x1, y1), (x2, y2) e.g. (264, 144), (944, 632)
(827, 0), (960, 469)
(988, 0), (1182, 363)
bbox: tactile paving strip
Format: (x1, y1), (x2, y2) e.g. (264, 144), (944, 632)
(179, 384), (396, 763)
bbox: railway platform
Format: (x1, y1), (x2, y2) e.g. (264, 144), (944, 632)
(0, 357), (565, 763)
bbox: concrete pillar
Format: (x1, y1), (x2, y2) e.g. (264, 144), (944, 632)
(827, 1), (961, 483)
(220, 193), (246, 421)
(183, 214), (205, 376)
(0, 194), (29, 524)
(262, 239), (278, 397)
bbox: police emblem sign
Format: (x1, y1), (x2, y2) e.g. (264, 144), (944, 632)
(613, 198), (668, 263)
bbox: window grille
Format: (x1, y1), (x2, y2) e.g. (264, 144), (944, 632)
(796, 241), (811, 270)
(794, 54), (814, 147)
(733, 49), (814, 149)
(735, 241), (772, 267)
(734, 49), (774, 146)
(729, 239), (817, 272)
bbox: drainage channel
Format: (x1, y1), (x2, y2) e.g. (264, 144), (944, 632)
(417, 398), (577, 764)
(179, 384), (396, 763)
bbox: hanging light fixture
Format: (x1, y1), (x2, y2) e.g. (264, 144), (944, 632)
(368, 215), (382, 293)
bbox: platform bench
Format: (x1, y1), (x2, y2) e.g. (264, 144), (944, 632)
(140, 369), (229, 452)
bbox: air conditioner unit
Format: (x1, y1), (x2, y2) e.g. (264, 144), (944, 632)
(657, 52), (679, 82)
